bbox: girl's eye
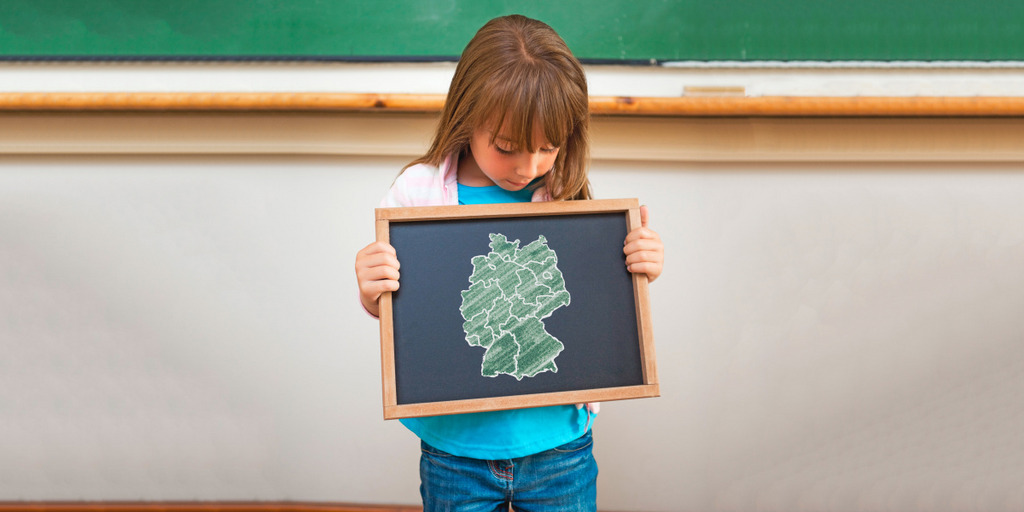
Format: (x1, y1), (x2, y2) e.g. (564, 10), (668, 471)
(493, 143), (558, 155)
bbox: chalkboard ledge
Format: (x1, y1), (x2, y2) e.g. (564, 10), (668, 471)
(0, 503), (421, 512)
(3, 92), (1024, 116)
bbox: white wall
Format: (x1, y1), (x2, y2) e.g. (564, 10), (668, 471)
(4, 61), (1024, 97)
(1, 155), (412, 500)
(3, 153), (1023, 511)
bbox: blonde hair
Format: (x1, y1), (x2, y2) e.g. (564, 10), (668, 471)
(406, 14), (592, 201)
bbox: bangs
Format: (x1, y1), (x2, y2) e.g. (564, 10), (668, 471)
(473, 63), (581, 151)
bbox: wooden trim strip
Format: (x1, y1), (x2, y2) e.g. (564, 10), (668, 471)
(0, 503), (421, 512)
(626, 208), (658, 388)
(375, 218), (398, 421)
(3, 92), (1024, 116)
(375, 199), (639, 222)
(592, 95), (1024, 116)
(0, 93), (445, 112)
(386, 385), (660, 419)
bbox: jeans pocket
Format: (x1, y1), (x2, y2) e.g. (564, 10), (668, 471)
(552, 430), (593, 453)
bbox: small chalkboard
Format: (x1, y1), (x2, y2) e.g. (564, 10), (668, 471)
(375, 199), (658, 420)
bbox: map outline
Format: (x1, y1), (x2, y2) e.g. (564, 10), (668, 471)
(459, 233), (571, 381)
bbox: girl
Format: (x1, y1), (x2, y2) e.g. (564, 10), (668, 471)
(355, 14), (663, 512)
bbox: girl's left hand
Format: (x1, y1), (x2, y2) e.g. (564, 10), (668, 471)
(624, 205), (664, 283)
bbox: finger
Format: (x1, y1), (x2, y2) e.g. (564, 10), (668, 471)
(358, 266), (401, 289)
(626, 261), (661, 279)
(360, 279), (400, 299)
(358, 241), (397, 258)
(371, 279), (401, 293)
(624, 241), (663, 265)
(357, 251), (401, 273)
(640, 205), (650, 228)
(624, 237), (663, 256)
(625, 250), (663, 267)
(358, 264), (401, 283)
(624, 226), (661, 246)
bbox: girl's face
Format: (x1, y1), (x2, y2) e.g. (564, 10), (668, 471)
(458, 121), (560, 191)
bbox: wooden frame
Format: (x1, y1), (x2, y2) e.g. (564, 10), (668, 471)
(375, 198), (658, 419)
(5, 92), (1024, 116)
(0, 503), (420, 512)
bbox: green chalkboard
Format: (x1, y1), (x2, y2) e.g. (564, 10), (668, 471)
(2, 0), (1023, 62)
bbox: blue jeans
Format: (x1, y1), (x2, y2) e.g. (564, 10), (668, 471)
(419, 431), (598, 512)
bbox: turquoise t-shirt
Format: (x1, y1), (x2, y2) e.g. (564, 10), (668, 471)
(456, 181), (535, 205)
(398, 181), (594, 460)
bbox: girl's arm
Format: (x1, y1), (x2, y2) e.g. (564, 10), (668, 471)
(355, 241), (401, 318)
(623, 205), (664, 283)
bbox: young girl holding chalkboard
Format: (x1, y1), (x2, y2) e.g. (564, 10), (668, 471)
(355, 14), (663, 512)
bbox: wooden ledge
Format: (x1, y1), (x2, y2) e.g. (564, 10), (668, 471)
(0, 503), (421, 512)
(2, 93), (1024, 116)
(591, 95), (1024, 116)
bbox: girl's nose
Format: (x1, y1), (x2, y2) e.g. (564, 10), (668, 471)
(517, 151), (544, 177)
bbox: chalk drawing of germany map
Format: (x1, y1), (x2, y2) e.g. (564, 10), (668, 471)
(459, 233), (571, 380)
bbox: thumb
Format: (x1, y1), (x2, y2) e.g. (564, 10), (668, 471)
(640, 204), (650, 228)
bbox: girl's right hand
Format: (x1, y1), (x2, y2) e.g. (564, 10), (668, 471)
(355, 241), (401, 318)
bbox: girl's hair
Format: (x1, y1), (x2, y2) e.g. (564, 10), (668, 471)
(407, 14), (592, 201)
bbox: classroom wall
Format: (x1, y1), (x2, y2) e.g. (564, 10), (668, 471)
(3, 64), (1024, 511)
